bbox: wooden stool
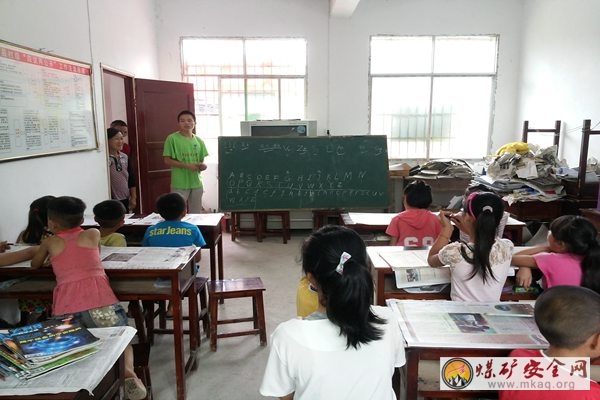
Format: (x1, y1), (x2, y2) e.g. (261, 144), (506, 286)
(208, 277), (267, 351)
(312, 209), (343, 229)
(139, 277), (209, 347)
(132, 343), (153, 400)
(258, 211), (291, 243)
(231, 212), (261, 241)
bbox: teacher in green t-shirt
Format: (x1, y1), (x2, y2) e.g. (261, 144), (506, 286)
(163, 110), (209, 213)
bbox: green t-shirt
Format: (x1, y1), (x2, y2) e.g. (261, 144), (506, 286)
(163, 132), (209, 189)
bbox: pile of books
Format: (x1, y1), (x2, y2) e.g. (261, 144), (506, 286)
(0, 316), (100, 380)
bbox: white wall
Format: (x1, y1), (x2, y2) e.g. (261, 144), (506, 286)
(329, 0), (525, 154)
(2, 0), (599, 239)
(516, 0), (600, 166)
(0, 0), (159, 241)
(154, 0), (330, 212)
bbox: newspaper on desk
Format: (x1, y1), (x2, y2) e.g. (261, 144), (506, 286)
(379, 249), (451, 289)
(100, 246), (196, 270)
(0, 326), (135, 396)
(387, 299), (548, 349)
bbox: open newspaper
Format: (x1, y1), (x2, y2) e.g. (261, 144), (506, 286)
(379, 249), (451, 289)
(387, 299), (547, 349)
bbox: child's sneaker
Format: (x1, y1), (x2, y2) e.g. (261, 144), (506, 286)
(124, 377), (147, 400)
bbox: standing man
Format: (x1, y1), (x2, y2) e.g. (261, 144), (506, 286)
(163, 110), (209, 213)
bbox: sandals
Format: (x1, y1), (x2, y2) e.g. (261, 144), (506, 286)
(124, 377), (147, 400)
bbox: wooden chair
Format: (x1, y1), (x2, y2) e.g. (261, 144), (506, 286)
(521, 120), (561, 149)
(136, 277), (210, 347)
(230, 212), (261, 241)
(573, 120), (600, 200)
(208, 277), (267, 351)
(312, 209), (343, 229)
(257, 211), (291, 243)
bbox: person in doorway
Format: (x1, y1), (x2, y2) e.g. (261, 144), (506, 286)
(163, 110), (209, 214)
(110, 120), (131, 157)
(107, 127), (137, 212)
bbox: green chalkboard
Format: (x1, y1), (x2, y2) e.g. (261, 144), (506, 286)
(218, 136), (389, 211)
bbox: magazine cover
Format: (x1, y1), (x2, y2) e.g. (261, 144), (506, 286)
(9, 316), (99, 361)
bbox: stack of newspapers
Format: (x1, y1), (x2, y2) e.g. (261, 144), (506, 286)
(0, 317), (100, 380)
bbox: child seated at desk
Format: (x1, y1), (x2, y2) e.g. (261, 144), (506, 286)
(499, 285), (600, 399)
(142, 192), (205, 263)
(142, 192), (206, 317)
(262, 226), (405, 400)
(512, 215), (600, 293)
(427, 192), (513, 302)
(386, 180), (441, 246)
(30, 196), (146, 400)
(93, 199), (127, 247)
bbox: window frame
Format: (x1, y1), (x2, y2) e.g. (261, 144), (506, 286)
(180, 36), (308, 138)
(368, 34), (499, 160)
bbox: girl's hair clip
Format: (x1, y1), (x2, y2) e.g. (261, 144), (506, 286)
(335, 252), (352, 275)
(482, 205), (493, 212)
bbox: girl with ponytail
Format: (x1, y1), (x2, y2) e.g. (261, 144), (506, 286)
(512, 215), (600, 293)
(261, 225), (405, 400)
(427, 192), (514, 301)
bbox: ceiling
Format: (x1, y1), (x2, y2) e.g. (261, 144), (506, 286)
(330, 0), (361, 17)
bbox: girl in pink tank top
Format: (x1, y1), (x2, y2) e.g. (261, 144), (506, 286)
(31, 196), (146, 400)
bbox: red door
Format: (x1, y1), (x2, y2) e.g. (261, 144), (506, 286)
(134, 79), (194, 213)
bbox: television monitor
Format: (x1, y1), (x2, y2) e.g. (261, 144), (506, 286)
(240, 120), (317, 137)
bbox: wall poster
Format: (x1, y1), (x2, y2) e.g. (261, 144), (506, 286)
(0, 39), (98, 162)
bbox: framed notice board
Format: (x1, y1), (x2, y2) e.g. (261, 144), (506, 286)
(218, 135), (390, 211)
(0, 40), (98, 162)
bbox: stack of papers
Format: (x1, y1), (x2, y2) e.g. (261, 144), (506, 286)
(0, 317), (100, 380)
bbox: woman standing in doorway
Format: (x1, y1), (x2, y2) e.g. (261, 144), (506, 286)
(163, 110), (209, 213)
(107, 128), (137, 212)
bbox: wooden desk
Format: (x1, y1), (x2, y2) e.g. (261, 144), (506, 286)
(580, 208), (600, 232)
(367, 246), (538, 306)
(0, 326), (135, 399)
(389, 299), (547, 399)
(84, 212), (225, 282)
(0, 247), (199, 400)
(343, 212), (526, 245)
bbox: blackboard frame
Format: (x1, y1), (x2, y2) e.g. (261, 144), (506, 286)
(0, 39), (98, 162)
(218, 135), (390, 211)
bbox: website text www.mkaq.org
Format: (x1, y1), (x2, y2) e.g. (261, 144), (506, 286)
(487, 380), (577, 390)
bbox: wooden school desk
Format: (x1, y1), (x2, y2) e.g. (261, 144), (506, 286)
(0, 326), (136, 400)
(388, 299), (548, 399)
(83, 212), (225, 281)
(0, 246), (199, 400)
(367, 246), (538, 306)
(342, 212), (527, 245)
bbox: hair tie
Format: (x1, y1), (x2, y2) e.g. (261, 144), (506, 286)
(482, 206), (493, 212)
(466, 192), (478, 218)
(335, 252), (352, 275)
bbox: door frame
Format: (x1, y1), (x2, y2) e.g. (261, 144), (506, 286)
(100, 65), (141, 211)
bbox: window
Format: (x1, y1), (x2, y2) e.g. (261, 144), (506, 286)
(369, 35), (498, 159)
(181, 38), (307, 137)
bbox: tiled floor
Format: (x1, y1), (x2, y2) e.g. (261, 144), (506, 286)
(146, 231), (302, 400)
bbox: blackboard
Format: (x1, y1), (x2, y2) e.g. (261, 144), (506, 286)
(0, 40), (97, 162)
(218, 136), (389, 211)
